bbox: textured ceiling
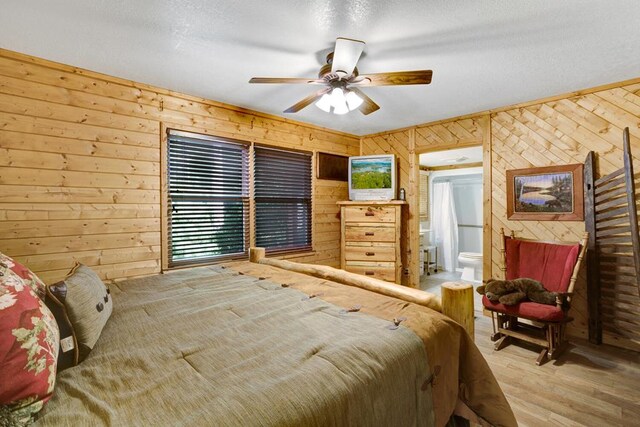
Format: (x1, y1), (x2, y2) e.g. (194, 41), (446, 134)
(1, 0), (639, 135)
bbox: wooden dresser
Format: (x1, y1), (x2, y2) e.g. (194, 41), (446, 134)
(337, 201), (406, 284)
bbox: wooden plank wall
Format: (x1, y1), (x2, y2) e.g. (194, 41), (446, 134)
(360, 129), (414, 286)
(491, 82), (640, 346)
(361, 79), (640, 344)
(360, 117), (486, 287)
(0, 49), (359, 284)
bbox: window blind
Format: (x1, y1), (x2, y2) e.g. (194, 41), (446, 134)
(254, 146), (312, 253)
(167, 130), (249, 266)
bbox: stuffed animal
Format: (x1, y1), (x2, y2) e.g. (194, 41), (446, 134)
(476, 278), (557, 306)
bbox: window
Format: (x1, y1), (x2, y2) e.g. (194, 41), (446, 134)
(167, 130), (249, 266)
(254, 146), (312, 253)
(165, 131), (314, 268)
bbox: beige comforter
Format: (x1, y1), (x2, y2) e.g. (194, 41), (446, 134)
(228, 262), (516, 427)
(36, 263), (515, 427)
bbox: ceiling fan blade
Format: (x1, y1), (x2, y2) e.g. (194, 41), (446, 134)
(350, 88), (380, 115)
(284, 87), (332, 113)
(353, 70), (433, 86)
(249, 77), (325, 84)
(331, 37), (365, 77)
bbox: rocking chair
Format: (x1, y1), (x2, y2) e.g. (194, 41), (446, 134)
(483, 229), (588, 365)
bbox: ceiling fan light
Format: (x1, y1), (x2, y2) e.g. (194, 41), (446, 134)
(327, 87), (349, 114)
(345, 90), (363, 110)
(333, 100), (349, 115)
(330, 88), (346, 107)
(315, 93), (332, 113)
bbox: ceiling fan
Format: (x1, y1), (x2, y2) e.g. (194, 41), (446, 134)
(249, 37), (433, 115)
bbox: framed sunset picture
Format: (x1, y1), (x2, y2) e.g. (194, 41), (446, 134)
(506, 164), (584, 221)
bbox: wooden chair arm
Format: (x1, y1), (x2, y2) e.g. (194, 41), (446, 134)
(555, 292), (573, 308)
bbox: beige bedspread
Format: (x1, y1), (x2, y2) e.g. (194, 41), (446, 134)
(36, 263), (515, 427)
(227, 261), (516, 427)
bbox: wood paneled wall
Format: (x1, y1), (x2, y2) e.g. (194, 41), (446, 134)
(360, 130), (414, 286)
(0, 49), (359, 284)
(361, 79), (640, 344)
(361, 117), (487, 287)
(490, 82), (640, 347)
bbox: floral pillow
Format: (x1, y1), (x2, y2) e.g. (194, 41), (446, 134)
(0, 252), (46, 301)
(0, 254), (59, 425)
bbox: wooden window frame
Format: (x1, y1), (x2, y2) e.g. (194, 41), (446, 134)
(161, 126), (315, 271)
(164, 128), (250, 268)
(253, 145), (313, 254)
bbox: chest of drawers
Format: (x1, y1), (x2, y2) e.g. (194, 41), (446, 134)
(337, 201), (406, 284)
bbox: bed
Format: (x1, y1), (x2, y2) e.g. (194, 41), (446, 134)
(34, 261), (516, 427)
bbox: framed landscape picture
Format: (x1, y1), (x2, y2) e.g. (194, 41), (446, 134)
(506, 164), (584, 221)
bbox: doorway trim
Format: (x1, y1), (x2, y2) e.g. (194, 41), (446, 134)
(411, 115), (492, 285)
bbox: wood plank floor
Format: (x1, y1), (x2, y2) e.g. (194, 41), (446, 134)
(475, 315), (640, 427)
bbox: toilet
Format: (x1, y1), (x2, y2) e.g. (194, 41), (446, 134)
(458, 252), (483, 283)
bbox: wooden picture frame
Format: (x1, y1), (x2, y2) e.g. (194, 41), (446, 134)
(506, 164), (584, 221)
(317, 152), (348, 181)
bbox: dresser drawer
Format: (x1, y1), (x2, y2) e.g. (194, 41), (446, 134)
(343, 206), (397, 223)
(344, 243), (396, 262)
(345, 225), (395, 242)
(345, 262), (396, 282)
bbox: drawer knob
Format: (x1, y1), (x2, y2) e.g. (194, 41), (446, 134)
(365, 232), (375, 236)
(365, 252), (375, 256)
(365, 212), (375, 217)
(365, 271), (375, 276)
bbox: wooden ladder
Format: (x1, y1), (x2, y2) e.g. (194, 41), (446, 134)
(584, 127), (640, 349)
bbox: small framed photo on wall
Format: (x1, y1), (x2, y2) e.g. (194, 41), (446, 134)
(506, 164), (584, 221)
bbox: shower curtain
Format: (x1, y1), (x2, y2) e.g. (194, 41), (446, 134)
(432, 181), (459, 272)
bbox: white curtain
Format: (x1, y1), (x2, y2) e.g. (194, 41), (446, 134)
(431, 181), (459, 272)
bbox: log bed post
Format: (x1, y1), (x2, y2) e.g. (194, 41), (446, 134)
(249, 247), (265, 263)
(248, 248), (476, 337)
(441, 282), (475, 340)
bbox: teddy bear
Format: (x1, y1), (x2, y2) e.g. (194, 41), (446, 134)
(476, 278), (558, 306)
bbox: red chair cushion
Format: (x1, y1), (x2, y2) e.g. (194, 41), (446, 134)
(482, 296), (565, 322)
(505, 238), (580, 293)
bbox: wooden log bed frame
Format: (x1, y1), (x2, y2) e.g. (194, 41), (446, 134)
(248, 247), (475, 338)
(32, 250), (515, 427)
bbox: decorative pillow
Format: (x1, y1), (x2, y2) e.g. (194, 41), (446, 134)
(52, 264), (112, 362)
(44, 282), (79, 372)
(0, 252), (46, 301)
(0, 271), (59, 425)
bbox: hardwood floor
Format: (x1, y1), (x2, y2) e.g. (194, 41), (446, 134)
(475, 315), (640, 427)
(419, 270), (461, 289)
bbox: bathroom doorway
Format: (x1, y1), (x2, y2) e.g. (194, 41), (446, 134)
(417, 145), (485, 308)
